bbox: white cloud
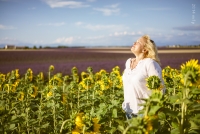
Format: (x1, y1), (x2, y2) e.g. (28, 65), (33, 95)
(106, 3), (119, 8)
(0, 24), (16, 29)
(93, 3), (120, 16)
(143, 7), (171, 11)
(38, 22), (66, 26)
(83, 24), (128, 31)
(54, 37), (74, 44)
(0, 37), (20, 44)
(86, 35), (105, 40)
(42, 0), (90, 8)
(75, 21), (83, 26)
(87, 0), (96, 2)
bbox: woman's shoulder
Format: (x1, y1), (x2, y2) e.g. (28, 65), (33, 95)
(143, 58), (157, 63)
(143, 58), (160, 67)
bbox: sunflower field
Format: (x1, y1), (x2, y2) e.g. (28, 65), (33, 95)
(0, 59), (200, 134)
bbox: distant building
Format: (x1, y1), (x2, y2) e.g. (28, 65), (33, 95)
(5, 45), (16, 49)
(16, 46), (26, 49)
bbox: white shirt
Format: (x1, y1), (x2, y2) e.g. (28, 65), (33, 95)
(122, 58), (163, 114)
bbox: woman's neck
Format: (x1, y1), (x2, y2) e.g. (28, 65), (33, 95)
(135, 54), (145, 62)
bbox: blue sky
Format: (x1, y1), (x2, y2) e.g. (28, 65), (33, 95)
(0, 0), (200, 47)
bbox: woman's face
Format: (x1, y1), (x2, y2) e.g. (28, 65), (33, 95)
(131, 37), (145, 54)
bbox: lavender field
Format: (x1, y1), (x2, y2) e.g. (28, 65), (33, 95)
(0, 47), (200, 76)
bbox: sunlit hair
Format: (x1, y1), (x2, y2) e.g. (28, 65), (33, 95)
(142, 35), (161, 65)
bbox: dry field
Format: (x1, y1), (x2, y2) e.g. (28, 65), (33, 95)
(0, 47), (200, 76)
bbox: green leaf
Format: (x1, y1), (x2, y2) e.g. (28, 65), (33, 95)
(112, 108), (117, 118)
(171, 121), (178, 128)
(41, 123), (49, 128)
(158, 112), (166, 120)
(149, 105), (161, 115)
(191, 88), (200, 94)
(117, 125), (125, 132)
(171, 128), (179, 134)
(169, 95), (181, 104)
(9, 124), (16, 130)
(55, 93), (61, 97)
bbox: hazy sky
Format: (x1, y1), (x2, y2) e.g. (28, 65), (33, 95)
(0, 0), (200, 47)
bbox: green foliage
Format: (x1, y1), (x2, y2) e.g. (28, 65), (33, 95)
(0, 59), (200, 134)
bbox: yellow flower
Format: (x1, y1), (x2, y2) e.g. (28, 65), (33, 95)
(92, 118), (101, 132)
(145, 122), (153, 134)
(27, 68), (33, 74)
(94, 72), (101, 81)
(15, 69), (20, 79)
(19, 92), (25, 101)
(61, 93), (67, 104)
(72, 127), (81, 134)
(47, 91), (53, 98)
(26, 68), (33, 81)
(71, 66), (78, 74)
(81, 71), (88, 80)
(29, 86), (38, 98)
(180, 59), (200, 85)
(144, 116), (153, 134)
(112, 66), (120, 72)
(49, 65), (54, 72)
(37, 72), (44, 81)
(50, 76), (63, 85)
(75, 113), (84, 129)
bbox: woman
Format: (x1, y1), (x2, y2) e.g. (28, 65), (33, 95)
(122, 35), (164, 119)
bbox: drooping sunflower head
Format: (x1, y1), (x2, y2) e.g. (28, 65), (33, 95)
(81, 71), (88, 80)
(15, 69), (20, 79)
(49, 65), (55, 72)
(87, 66), (93, 74)
(29, 86), (38, 98)
(71, 67), (78, 75)
(112, 66), (120, 72)
(146, 75), (162, 90)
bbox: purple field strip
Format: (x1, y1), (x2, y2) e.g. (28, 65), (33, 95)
(0, 48), (200, 76)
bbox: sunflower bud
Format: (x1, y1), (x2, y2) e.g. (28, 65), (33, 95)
(49, 65), (54, 72)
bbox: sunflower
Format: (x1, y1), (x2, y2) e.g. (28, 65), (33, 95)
(81, 71), (88, 80)
(146, 75), (162, 90)
(19, 92), (25, 101)
(15, 69), (20, 79)
(49, 65), (54, 72)
(92, 118), (101, 132)
(75, 113), (84, 129)
(47, 91), (53, 98)
(29, 86), (38, 98)
(26, 68), (33, 81)
(180, 59), (200, 85)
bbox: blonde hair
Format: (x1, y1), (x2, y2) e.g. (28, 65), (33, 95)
(142, 35), (161, 65)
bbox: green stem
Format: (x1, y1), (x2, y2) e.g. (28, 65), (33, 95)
(53, 98), (56, 133)
(26, 93), (30, 134)
(123, 126), (133, 134)
(38, 89), (43, 134)
(60, 119), (70, 133)
(87, 80), (88, 104)
(78, 88), (79, 109)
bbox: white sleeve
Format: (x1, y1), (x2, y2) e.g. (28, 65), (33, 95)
(147, 60), (162, 78)
(125, 58), (131, 69)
